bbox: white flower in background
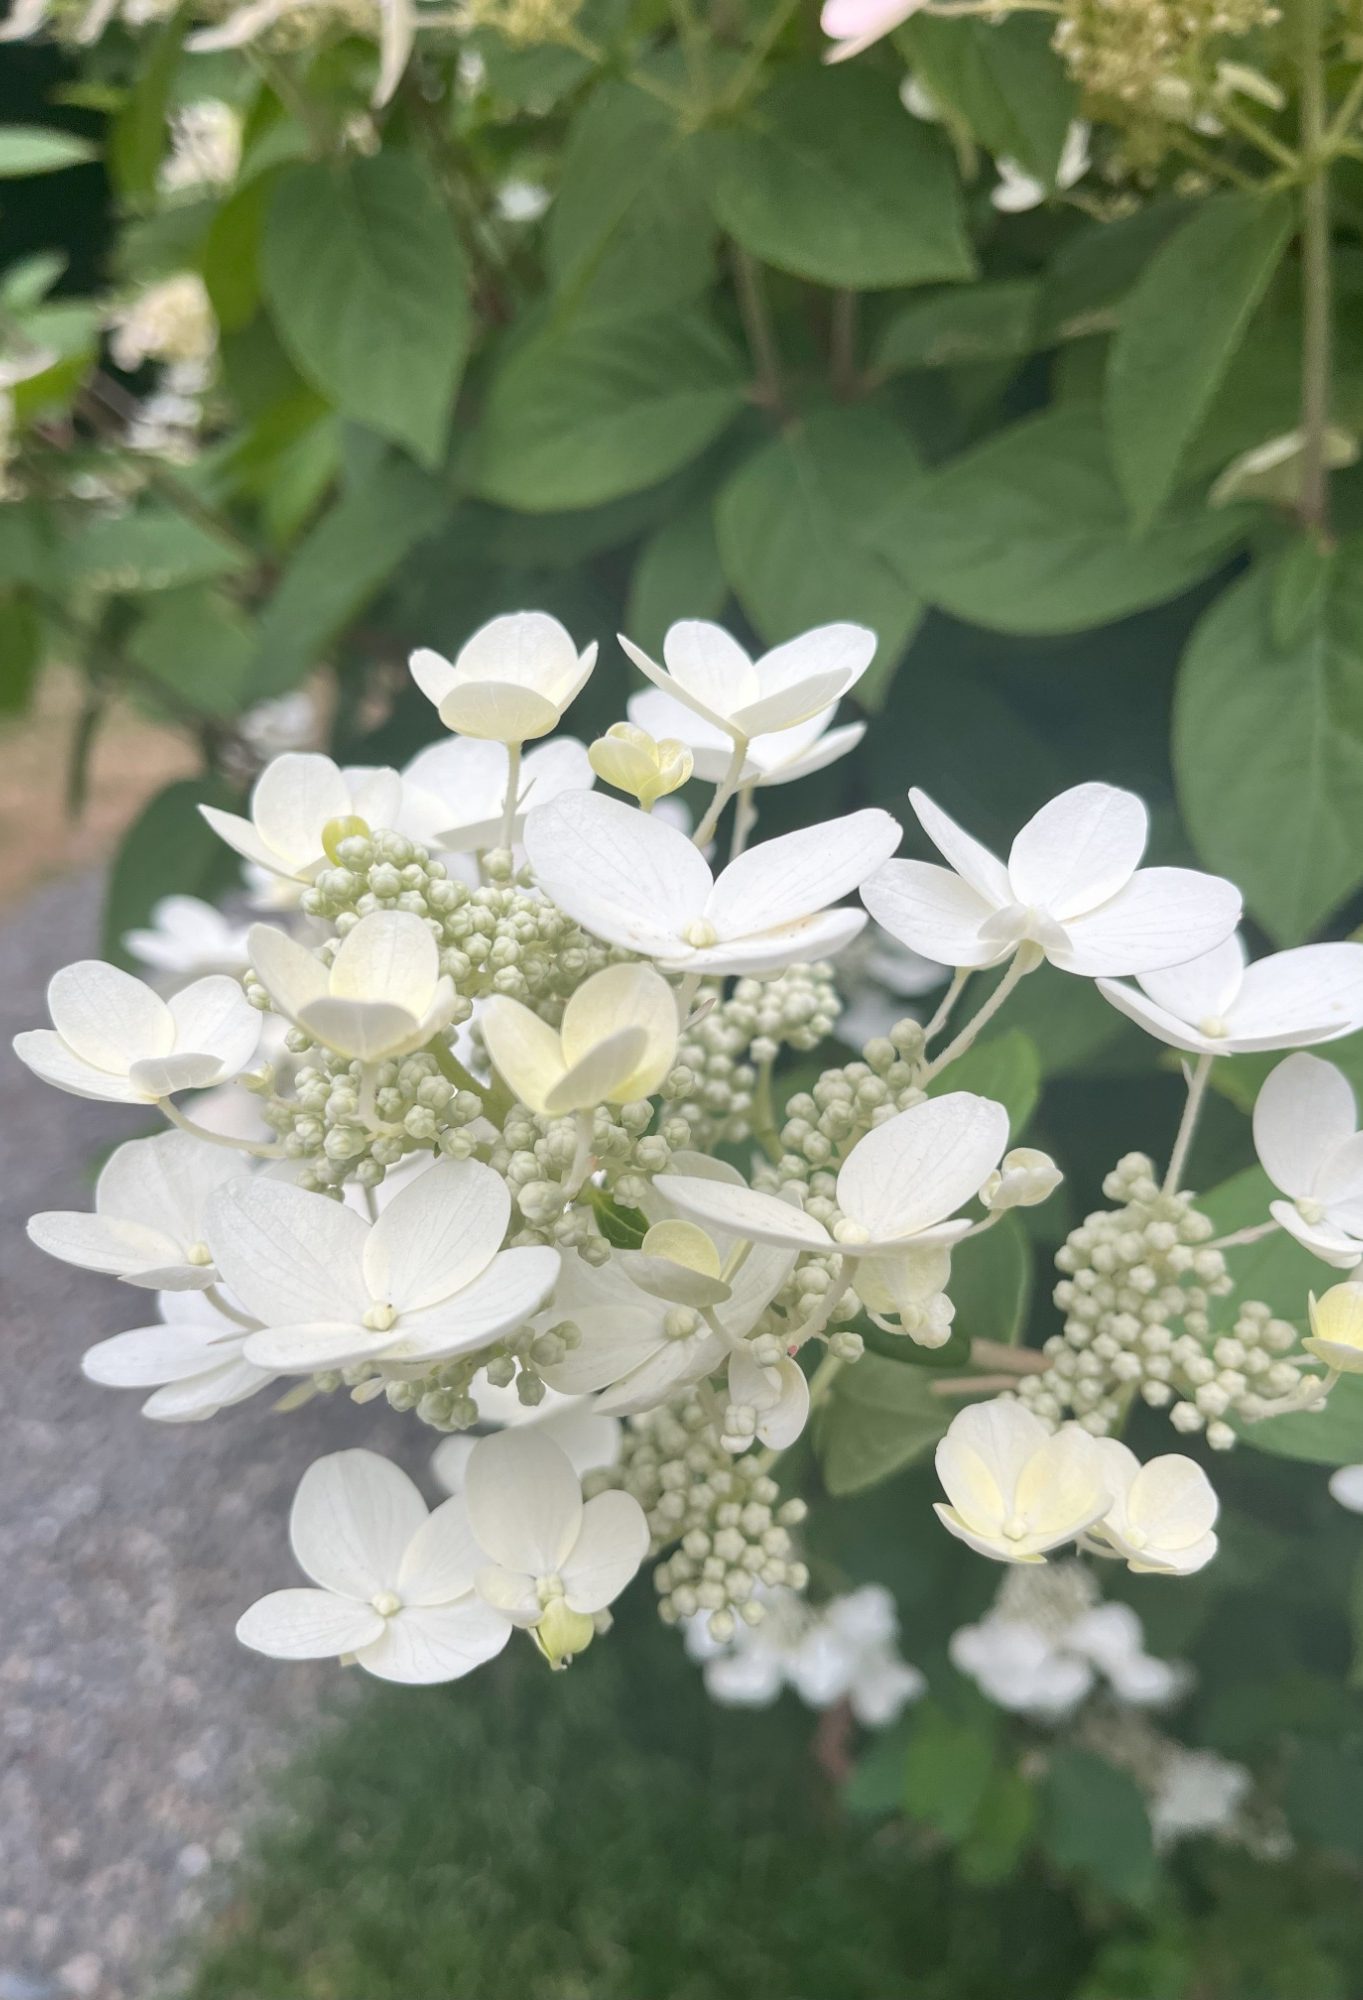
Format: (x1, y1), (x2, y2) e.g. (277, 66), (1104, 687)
(1148, 1747), (1253, 1852)
(1329, 1463), (1363, 1512)
(202, 752), (403, 886)
(496, 179), (551, 223)
(124, 894), (251, 984)
(108, 272), (216, 371)
(1097, 935), (1363, 1057)
(981, 1147), (1063, 1214)
(1304, 1283), (1363, 1375)
(660, 1092), (1009, 1338)
(209, 1160), (559, 1372)
(481, 963), (679, 1117)
(689, 1584), (924, 1725)
(620, 620), (875, 745)
(1086, 1439), (1219, 1574)
(237, 689), (321, 761)
(237, 1451), (513, 1684)
(991, 122), (1091, 213)
(933, 1399), (1112, 1563)
(819, 0), (927, 64)
(951, 1608), (1094, 1717)
(27, 1130), (249, 1290)
(899, 73), (940, 121)
(400, 735), (593, 850)
(411, 612), (596, 744)
(158, 99), (242, 192)
(82, 1284), (274, 1422)
(186, 0), (416, 105)
(862, 782), (1241, 976)
(431, 1397), (622, 1495)
(524, 790), (899, 977)
(588, 723), (694, 812)
(466, 1428), (650, 1665)
(950, 1564), (1189, 1718)
(626, 688), (864, 790)
(1253, 1053), (1363, 1268)
(14, 962), (260, 1103)
(249, 908), (457, 1064)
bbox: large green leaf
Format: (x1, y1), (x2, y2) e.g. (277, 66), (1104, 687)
(128, 589), (258, 718)
(470, 311), (747, 512)
(546, 82), (712, 322)
(707, 67), (973, 291)
(1106, 193), (1294, 531)
(907, 15), (1077, 182)
(947, 1214), (1033, 1348)
(64, 509), (250, 594)
(262, 154), (470, 470)
(866, 405), (1246, 635)
(714, 405), (924, 706)
(1042, 1749), (1156, 1906)
(926, 1028), (1041, 1137)
(102, 778), (245, 969)
(1174, 540), (1363, 944)
(874, 279), (1042, 376)
(814, 1353), (952, 1496)
(108, 6), (187, 198)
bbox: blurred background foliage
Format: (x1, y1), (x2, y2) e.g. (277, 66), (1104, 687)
(7, 0), (1363, 1991)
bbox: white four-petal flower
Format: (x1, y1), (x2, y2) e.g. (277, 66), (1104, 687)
(1098, 934), (1363, 1057)
(626, 687), (865, 790)
(124, 894), (251, 984)
(619, 619), (876, 742)
(28, 1130), (250, 1290)
(200, 752), (402, 884)
(524, 790), (899, 977)
(236, 1450), (513, 1684)
(1253, 1053), (1363, 1268)
(399, 735), (594, 851)
(14, 962), (261, 1103)
(933, 1400), (1112, 1563)
(862, 782), (1241, 976)
(411, 612), (597, 744)
(209, 1159), (560, 1372)
(1086, 1439), (1219, 1574)
(480, 962), (679, 1117)
(82, 1285), (275, 1422)
(249, 909), (457, 1063)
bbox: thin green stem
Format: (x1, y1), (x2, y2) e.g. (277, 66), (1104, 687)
(1298, 0), (1333, 540)
(692, 734), (750, 848)
(829, 290), (860, 399)
(1325, 61), (1363, 149)
(730, 246), (785, 414)
(729, 784), (758, 862)
(919, 947), (1039, 1083)
(921, 968), (970, 1048)
(161, 1097), (285, 1160)
(718, 0), (801, 111)
(500, 740), (523, 853)
(1163, 1053), (1215, 1196)
(1208, 1219), (1280, 1252)
(1217, 95), (1301, 172)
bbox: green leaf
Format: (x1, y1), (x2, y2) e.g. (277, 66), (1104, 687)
(874, 279), (1041, 376)
(1174, 540), (1363, 944)
(957, 1764), (1036, 1886)
(1106, 193), (1294, 531)
(63, 509), (249, 594)
(907, 15), (1077, 183)
(1348, 1544), (1363, 1691)
(262, 154), (470, 471)
(203, 173), (275, 334)
(902, 1702), (998, 1841)
(128, 589), (258, 718)
(0, 127), (98, 177)
(471, 311), (746, 513)
(1040, 201), (1188, 343)
(867, 405), (1246, 635)
(714, 405), (924, 706)
(587, 1188), (649, 1249)
(627, 498), (728, 654)
(707, 67), (973, 291)
(0, 596), (44, 714)
(102, 777), (245, 969)
(547, 83), (712, 323)
(814, 1352), (951, 1496)
(1042, 1748), (1156, 1906)
(946, 1214), (1033, 1349)
(108, 5), (187, 199)
(926, 1027), (1041, 1136)
(249, 452), (448, 698)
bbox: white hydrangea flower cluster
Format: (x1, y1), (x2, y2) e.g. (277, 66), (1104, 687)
(17, 608), (1363, 1690)
(687, 1582), (925, 1725)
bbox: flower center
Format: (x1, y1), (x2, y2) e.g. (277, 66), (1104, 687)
(370, 1590), (401, 1617)
(1122, 1527), (1147, 1551)
(682, 918), (718, 949)
(1298, 1197), (1326, 1225)
(1196, 1015), (1231, 1039)
(1002, 1514), (1029, 1542)
(186, 1240), (213, 1266)
(363, 1301), (398, 1332)
(833, 1218), (870, 1247)
(536, 1574), (566, 1605)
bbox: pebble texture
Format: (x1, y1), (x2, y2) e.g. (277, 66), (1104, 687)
(0, 876), (401, 1999)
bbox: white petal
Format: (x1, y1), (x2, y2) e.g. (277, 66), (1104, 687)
(167, 976), (261, 1073)
(396, 1495), (483, 1605)
(730, 670), (852, 738)
(663, 908), (867, 977)
(752, 623), (876, 707)
(1127, 1454), (1219, 1550)
(403, 736), (508, 834)
(98, 1128), (249, 1244)
(1254, 1053), (1357, 1199)
(199, 805), (289, 878)
(559, 962), (678, 1102)
(1007, 783), (1147, 919)
(1136, 934), (1246, 1026)
(524, 791), (710, 955)
(357, 1601), (511, 1683)
(662, 620), (758, 720)
(705, 809), (900, 940)
(456, 611), (584, 700)
(1055, 868), (1242, 977)
(248, 924), (329, 1019)
(242, 1320), (386, 1371)
(346, 765), (404, 828)
(560, 1490), (649, 1612)
(766, 720), (866, 785)
(46, 960), (172, 1068)
(908, 788), (1011, 904)
(29, 1210), (177, 1281)
(655, 1174), (833, 1250)
(626, 686), (737, 777)
(250, 753), (351, 869)
(411, 645), (459, 706)
(480, 996), (567, 1114)
(474, 1564), (541, 1624)
(12, 1031), (149, 1102)
(290, 1449), (429, 1596)
(1329, 1465), (1363, 1512)
(935, 1398), (1052, 1524)
(364, 1158), (508, 1312)
(297, 997), (422, 1063)
(130, 1052), (239, 1097)
(206, 1177), (369, 1326)
(237, 1588), (385, 1660)
(860, 861), (1007, 969)
(1094, 979), (1217, 1056)
(464, 1428), (582, 1574)
(545, 1028), (650, 1115)
(329, 909), (438, 1010)
(1230, 943), (1363, 1049)
(1271, 1200), (1363, 1267)
(82, 1319), (232, 1387)
(1315, 1131), (1363, 1221)
(836, 1091), (1009, 1243)
(385, 1245), (560, 1362)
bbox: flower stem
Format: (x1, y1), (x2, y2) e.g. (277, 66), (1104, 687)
(160, 1097), (284, 1160)
(692, 734), (750, 849)
(919, 947), (1039, 1083)
(1298, 0), (1334, 541)
(1163, 1052), (1215, 1196)
(729, 784), (759, 862)
(731, 245), (784, 414)
(500, 740), (523, 853)
(921, 968), (970, 1046)
(1207, 1219), (1281, 1252)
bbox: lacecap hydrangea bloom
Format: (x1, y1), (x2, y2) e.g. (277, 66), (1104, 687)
(16, 609), (1360, 1696)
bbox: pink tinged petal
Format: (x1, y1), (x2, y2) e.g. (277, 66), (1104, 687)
(46, 960), (172, 1069)
(1095, 979), (1217, 1056)
(237, 1589), (386, 1660)
(364, 1158), (508, 1313)
(559, 1490), (649, 1612)
(206, 1177), (370, 1327)
(250, 753), (351, 870)
(655, 1175), (833, 1250)
(1229, 942), (1363, 1049)
(464, 1428), (582, 1574)
(383, 1244), (561, 1363)
(290, 1450), (429, 1597)
(835, 1091), (1009, 1243)
(395, 1495), (483, 1605)
(1254, 1053), (1358, 1199)
(357, 1601), (511, 1683)
(12, 1031), (149, 1102)
(1136, 934), (1246, 1027)
(1052, 867), (1242, 977)
(860, 860), (1007, 969)
(821, 0), (924, 53)
(908, 789), (1011, 905)
(524, 790), (712, 956)
(166, 975), (261, 1074)
(664, 907), (868, 977)
(705, 809), (901, 941)
(1007, 783), (1148, 920)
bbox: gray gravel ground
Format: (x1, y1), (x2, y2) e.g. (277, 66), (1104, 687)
(0, 875), (401, 2000)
